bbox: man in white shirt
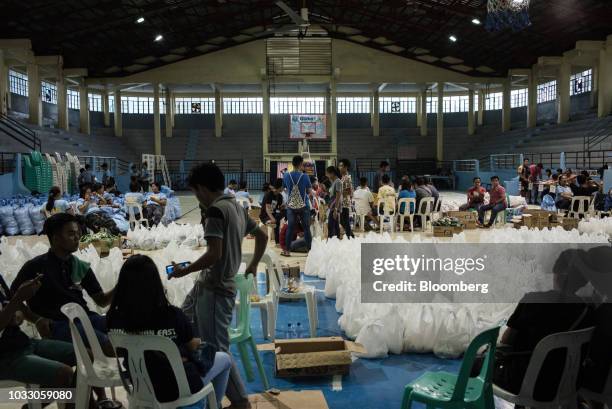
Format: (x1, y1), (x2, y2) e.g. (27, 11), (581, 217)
(143, 182), (167, 226)
(223, 180), (238, 196)
(353, 177), (378, 230)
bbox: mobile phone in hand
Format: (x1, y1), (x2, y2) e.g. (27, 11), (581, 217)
(166, 261), (191, 276)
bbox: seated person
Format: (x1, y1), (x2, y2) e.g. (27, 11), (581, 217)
(378, 174), (397, 215)
(11, 214), (115, 354)
(279, 218), (308, 253)
(44, 186), (72, 217)
(0, 272), (76, 409)
(477, 176), (507, 228)
(414, 177), (432, 210)
(425, 177), (440, 205)
(490, 249), (594, 401)
(260, 179), (283, 245)
(107, 255), (231, 407)
(234, 181), (253, 205)
(77, 185), (121, 235)
(353, 177), (378, 230)
(223, 179), (238, 196)
(571, 174), (600, 197)
(124, 181), (146, 221)
(143, 182), (167, 226)
(459, 177), (486, 211)
(555, 176), (574, 211)
(76, 185), (99, 215)
(398, 179), (416, 215)
(92, 183), (110, 206)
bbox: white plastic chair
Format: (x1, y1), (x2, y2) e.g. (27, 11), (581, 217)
(432, 198), (442, 221)
(493, 326), (594, 409)
(108, 333), (217, 409)
(239, 252), (279, 340)
(397, 198), (416, 232)
(415, 197), (435, 232)
(60, 303), (122, 409)
(377, 196), (397, 234)
(353, 199), (371, 232)
(0, 381), (42, 409)
(568, 196), (591, 219)
(125, 196), (149, 230)
(579, 366), (612, 407)
(236, 197), (251, 210)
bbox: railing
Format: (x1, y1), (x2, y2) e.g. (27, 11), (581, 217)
(0, 113), (41, 151)
(268, 139), (332, 154)
(488, 154), (521, 171)
(563, 150), (611, 170)
(453, 159), (478, 172)
(77, 156), (130, 177)
(583, 115), (612, 152)
(522, 152), (563, 170)
(0, 152), (17, 175)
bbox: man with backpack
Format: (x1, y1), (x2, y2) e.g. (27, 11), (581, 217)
(282, 155), (312, 257)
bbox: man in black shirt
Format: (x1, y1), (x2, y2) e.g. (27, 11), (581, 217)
(259, 179), (283, 244)
(11, 214), (115, 355)
(0, 273), (76, 408)
(570, 174), (600, 197)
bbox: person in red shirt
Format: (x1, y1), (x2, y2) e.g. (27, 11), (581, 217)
(279, 219), (308, 253)
(477, 176), (507, 228)
(459, 177), (486, 211)
(529, 163), (544, 205)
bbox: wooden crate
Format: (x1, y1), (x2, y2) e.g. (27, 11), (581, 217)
(433, 225), (462, 237)
(561, 218), (579, 231)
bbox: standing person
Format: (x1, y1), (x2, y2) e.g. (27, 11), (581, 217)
(79, 164), (94, 189)
(325, 166), (342, 239)
(373, 161), (392, 194)
(259, 179), (283, 245)
(100, 163), (112, 186)
(459, 177), (486, 211)
(338, 159), (355, 239)
(140, 162), (150, 192)
(170, 163), (268, 409)
(518, 158), (530, 199)
(477, 176), (507, 228)
(529, 162), (544, 205)
(107, 255), (232, 407)
(282, 156), (312, 257)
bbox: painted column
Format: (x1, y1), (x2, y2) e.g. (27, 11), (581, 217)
(371, 87), (380, 137)
(590, 63), (598, 109)
(329, 79), (338, 155)
(419, 87), (427, 136)
(527, 67), (537, 128)
(467, 89), (475, 135)
(153, 83), (161, 155)
(214, 85), (222, 137)
(557, 60), (571, 124)
(56, 63), (69, 131)
(415, 93), (422, 127)
(436, 82), (444, 161)
(78, 83), (90, 134)
(0, 51), (8, 115)
(113, 88), (122, 137)
(27, 62), (42, 126)
(597, 45), (612, 118)
(102, 90), (110, 127)
(262, 79), (270, 155)
(502, 79), (511, 132)
(165, 87), (172, 137)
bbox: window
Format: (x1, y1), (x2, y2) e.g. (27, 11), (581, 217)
(223, 97), (263, 114)
(474, 93), (479, 112)
(175, 97), (215, 114)
(485, 92), (503, 110)
(570, 69), (592, 96)
(41, 81), (57, 104)
(88, 93), (102, 112)
(511, 88), (528, 108)
(443, 95), (471, 113)
(120, 96), (165, 114)
(270, 97), (325, 114)
(67, 89), (80, 110)
(109, 96), (114, 113)
(426, 97), (438, 113)
(537, 80), (556, 103)
(380, 97), (416, 113)
(9, 70), (28, 96)
(337, 97), (370, 113)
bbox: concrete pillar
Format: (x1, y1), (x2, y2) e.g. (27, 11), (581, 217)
(371, 87), (380, 137)
(477, 89), (485, 126)
(0, 51), (8, 115)
(214, 85), (222, 137)
(27, 63), (42, 126)
(590, 63), (598, 109)
(78, 83), (90, 134)
(56, 75), (68, 131)
(527, 67), (537, 128)
(113, 89), (122, 137)
(597, 45), (612, 118)
(467, 89), (475, 135)
(502, 80), (511, 132)
(436, 82), (444, 161)
(415, 93), (422, 127)
(557, 60), (571, 124)
(153, 83), (161, 155)
(169, 91), (175, 128)
(165, 87), (172, 137)
(419, 87), (427, 136)
(102, 90), (110, 127)
(329, 79), (338, 154)
(262, 79), (270, 155)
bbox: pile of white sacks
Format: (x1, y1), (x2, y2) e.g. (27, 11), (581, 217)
(579, 217), (612, 237)
(304, 227), (609, 359)
(126, 222), (205, 250)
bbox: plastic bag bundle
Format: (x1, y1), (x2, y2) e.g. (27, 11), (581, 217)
(0, 205), (20, 236)
(0, 238), (49, 285)
(28, 204), (46, 234)
(126, 223), (204, 250)
(579, 217), (612, 237)
(14, 206), (34, 235)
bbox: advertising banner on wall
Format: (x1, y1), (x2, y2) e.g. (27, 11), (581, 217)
(289, 114), (327, 139)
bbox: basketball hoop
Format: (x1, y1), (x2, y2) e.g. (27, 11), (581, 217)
(485, 0), (531, 32)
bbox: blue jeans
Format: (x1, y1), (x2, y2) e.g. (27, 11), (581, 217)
(286, 208), (311, 251)
(477, 202), (507, 226)
(181, 352), (232, 409)
(51, 312), (109, 349)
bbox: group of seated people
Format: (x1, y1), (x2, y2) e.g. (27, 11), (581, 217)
(459, 176), (508, 227)
(125, 180), (168, 226)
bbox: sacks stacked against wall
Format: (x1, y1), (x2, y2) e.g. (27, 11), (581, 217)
(0, 198), (48, 235)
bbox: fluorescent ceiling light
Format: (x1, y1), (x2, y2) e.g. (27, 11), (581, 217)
(472, 18), (481, 25)
(449, 35), (457, 42)
(136, 17), (145, 23)
(154, 34), (163, 42)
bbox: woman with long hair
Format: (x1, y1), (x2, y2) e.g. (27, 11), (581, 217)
(44, 186), (72, 216)
(107, 255), (231, 407)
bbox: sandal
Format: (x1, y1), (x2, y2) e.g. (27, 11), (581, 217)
(97, 399), (123, 409)
(281, 251), (291, 257)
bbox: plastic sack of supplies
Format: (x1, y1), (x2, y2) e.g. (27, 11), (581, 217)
(14, 206), (35, 235)
(29, 204), (46, 234)
(0, 205), (20, 236)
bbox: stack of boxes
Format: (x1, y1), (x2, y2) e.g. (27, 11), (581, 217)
(512, 209), (579, 231)
(445, 211), (478, 229)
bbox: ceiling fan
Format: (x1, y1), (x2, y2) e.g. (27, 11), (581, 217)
(254, 0), (323, 38)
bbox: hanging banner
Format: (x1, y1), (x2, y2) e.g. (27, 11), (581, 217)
(289, 114), (327, 139)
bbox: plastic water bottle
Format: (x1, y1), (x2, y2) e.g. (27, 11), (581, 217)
(295, 322), (302, 338)
(287, 323), (293, 339)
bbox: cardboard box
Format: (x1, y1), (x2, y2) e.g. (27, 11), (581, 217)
(259, 337), (365, 378)
(445, 211), (478, 229)
(222, 390), (329, 409)
(78, 237), (122, 257)
(562, 217), (579, 231)
(433, 225), (462, 237)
